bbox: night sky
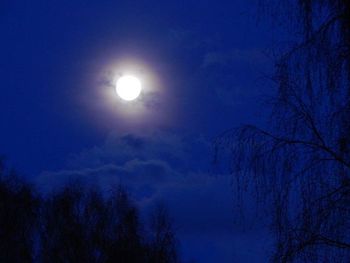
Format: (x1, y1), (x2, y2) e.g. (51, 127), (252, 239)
(1, 1), (277, 262)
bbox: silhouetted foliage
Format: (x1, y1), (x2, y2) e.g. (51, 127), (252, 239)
(148, 203), (178, 263)
(216, 0), (350, 262)
(0, 160), (39, 263)
(0, 159), (180, 263)
(104, 186), (144, 263)
(40, 185), (92, 263)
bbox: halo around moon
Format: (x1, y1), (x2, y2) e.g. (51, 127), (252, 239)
(116, 75), (142, 101)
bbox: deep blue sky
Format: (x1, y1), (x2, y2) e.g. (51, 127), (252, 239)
(1, 0), (277, 262)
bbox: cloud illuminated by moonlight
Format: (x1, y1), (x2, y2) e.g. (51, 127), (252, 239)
(78, 55), (178, 134)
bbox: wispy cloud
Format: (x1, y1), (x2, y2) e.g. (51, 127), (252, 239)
(202, 48), (268, 68)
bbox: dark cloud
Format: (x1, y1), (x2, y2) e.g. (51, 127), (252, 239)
(36, 131), (230, 229)
(37, 159), (175, 196)
(202, 48), (268, 68)
(120, 134), (146, 150)
(35, 130), (271, 262)
(65, 131), (210, 172)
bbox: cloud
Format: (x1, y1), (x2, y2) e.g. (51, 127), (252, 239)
(198, 48), (272, 108)
(65, 131), (210, 172)
(37, 158), (178, 198)
(35, 131), (226, 223)
(167, 28), (215, 51)
(214, 85), (252, 107)
(202, 48), (268, 68)
(35, 130), (270, 262)
(120, 134), (146, 149)
(36, 130), (211, 195)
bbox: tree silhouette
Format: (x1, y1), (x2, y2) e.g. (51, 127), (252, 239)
(104, 186), (145, 263)
(82, 189), (110, 262)
(40, 184), (91, 263)
(0, 160), (39, 263)
(148, 203), (179, 263)
(216, 0), (350, 261)
(0, 164), (179, 263)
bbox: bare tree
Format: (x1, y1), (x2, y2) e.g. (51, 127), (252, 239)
(40, 184), (92, 263)
(216, 0), (350, 262)
(0, 158), (182, 263)
(148, 203), (178, 263)
(0, 160), (39, 263)
(105, 185), (145, 263)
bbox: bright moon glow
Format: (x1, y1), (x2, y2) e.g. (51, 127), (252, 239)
(116, 75), (142, 101)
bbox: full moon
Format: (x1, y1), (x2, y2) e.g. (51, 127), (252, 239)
(116, 75), (142, 101)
